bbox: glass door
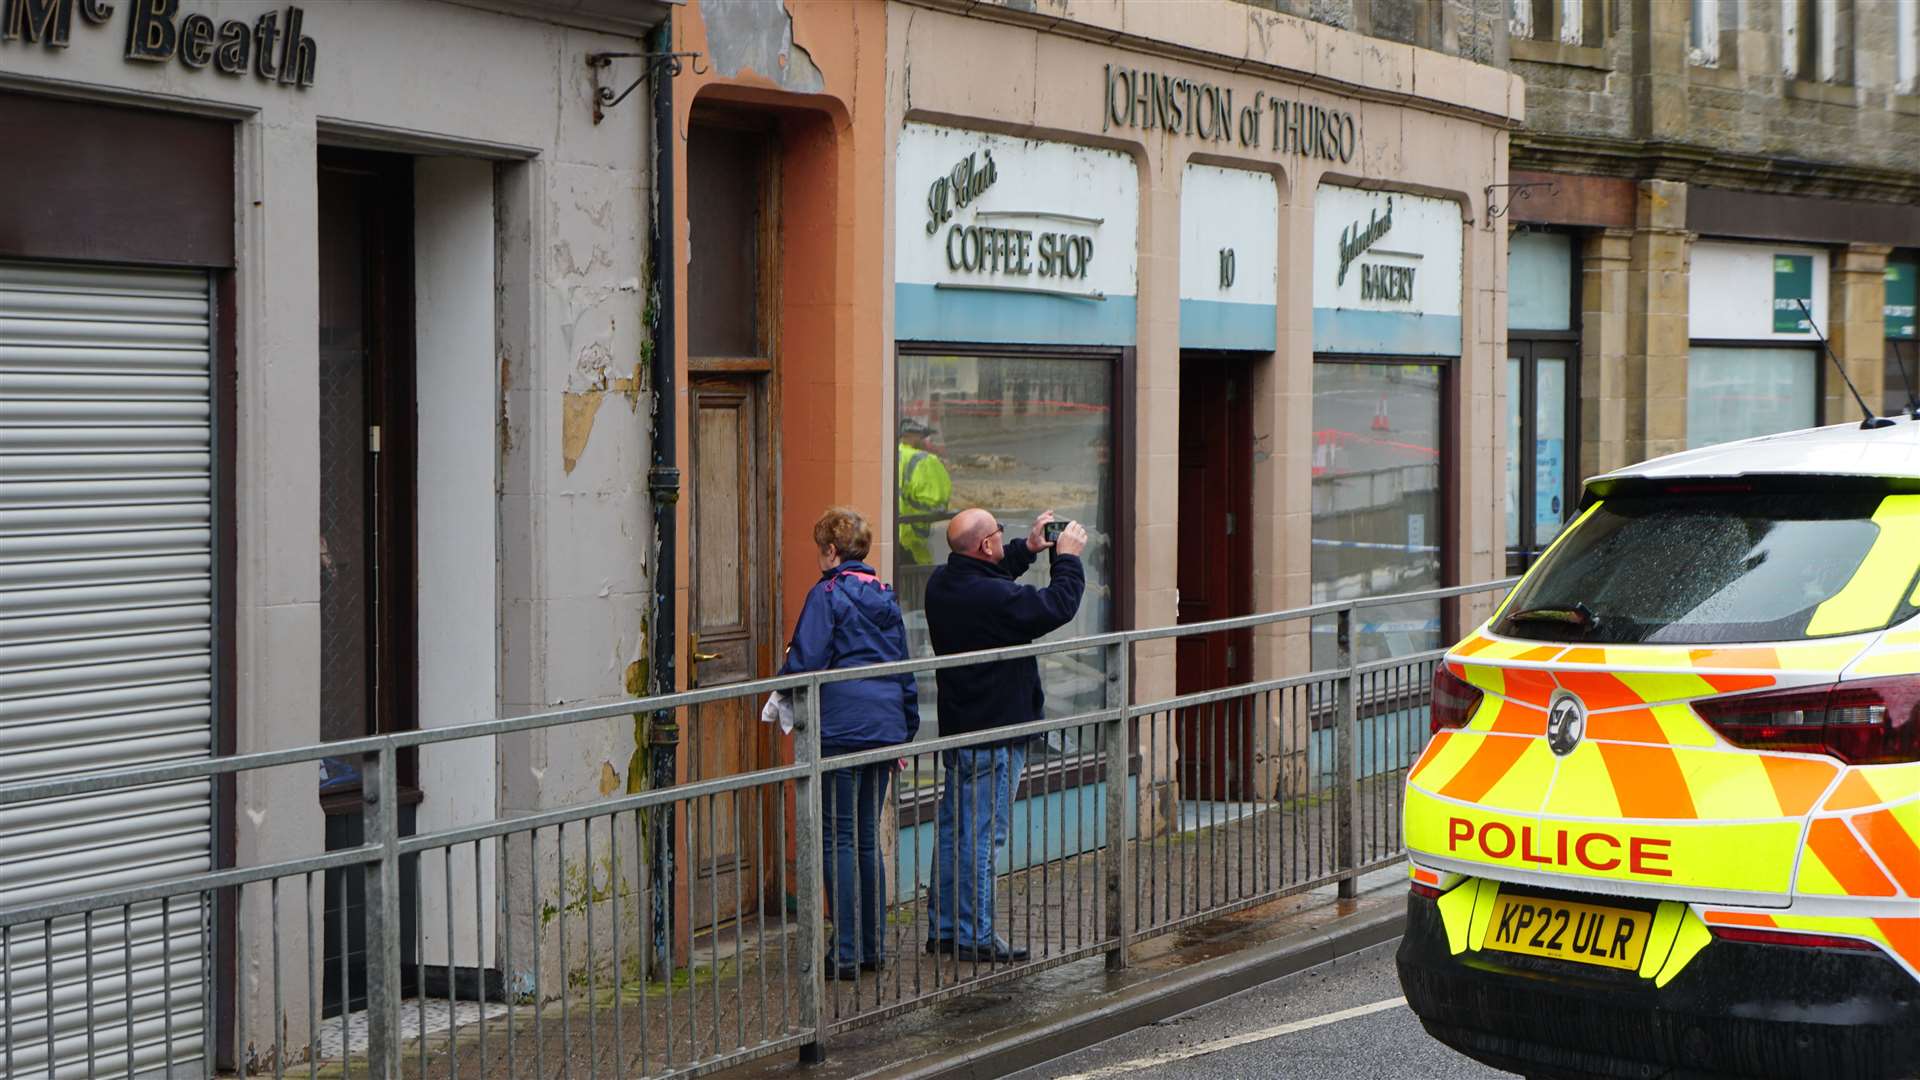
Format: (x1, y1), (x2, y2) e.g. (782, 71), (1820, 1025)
(1505, 340), (1577, 574)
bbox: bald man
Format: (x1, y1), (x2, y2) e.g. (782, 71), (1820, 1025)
(923, 507), (1088, 963)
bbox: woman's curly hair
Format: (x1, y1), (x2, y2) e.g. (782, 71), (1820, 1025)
(813, 506), (872, 561)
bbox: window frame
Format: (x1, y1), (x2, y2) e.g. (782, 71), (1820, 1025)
(1307, 352), (1459, 662)
(1505, 229), (1584, 574)
(890, 338), (1138, 700)
(1506, 338), (1582, 575)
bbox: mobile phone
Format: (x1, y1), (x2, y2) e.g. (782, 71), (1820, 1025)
(1043, 520), (1067, 543)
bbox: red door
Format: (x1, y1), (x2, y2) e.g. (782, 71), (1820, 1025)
(1176, 357), (1254, 800)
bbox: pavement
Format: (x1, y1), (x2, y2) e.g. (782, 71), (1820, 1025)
(1005, 939), (1507, 1080)
(704, 865), (1418, 1080)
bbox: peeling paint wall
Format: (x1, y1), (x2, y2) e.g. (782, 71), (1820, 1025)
(699, 0), (827, 92)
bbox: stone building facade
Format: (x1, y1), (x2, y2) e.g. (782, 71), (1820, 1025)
(1497, 0), (1920, 567)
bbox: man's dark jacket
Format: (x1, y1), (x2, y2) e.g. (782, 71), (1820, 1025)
(925, 539), (1085, 737)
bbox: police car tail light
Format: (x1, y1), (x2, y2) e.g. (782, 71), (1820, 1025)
(1431, 666), (1484, 733)
(1709, 925), (1877, 951)
(1694, 676), (1920, 765)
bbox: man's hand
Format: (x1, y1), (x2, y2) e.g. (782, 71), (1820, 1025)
(1027, 509), (1058, 550)
(1055, 521), (1089, 557)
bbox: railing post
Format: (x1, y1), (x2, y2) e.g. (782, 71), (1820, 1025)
(793, 677), (828, 1065)
(1104, 638), (1134, 971)
(1335, 607), (1361, 899)
(360, 745), (402, 1077)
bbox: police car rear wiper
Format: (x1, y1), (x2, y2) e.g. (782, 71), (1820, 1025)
(1505, 602), (1596, 629)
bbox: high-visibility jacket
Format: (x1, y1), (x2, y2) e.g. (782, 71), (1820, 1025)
(896, 442), (952, 564)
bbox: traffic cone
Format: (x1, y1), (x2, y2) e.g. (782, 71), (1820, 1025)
(1370, 395), (1392, 432)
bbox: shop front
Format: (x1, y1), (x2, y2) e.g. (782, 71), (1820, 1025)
(1308, 185), (1464, 666)
(890, 122), (1137, 867)
(884, 0), (1519, 831)
(1, 0), (665, 1070)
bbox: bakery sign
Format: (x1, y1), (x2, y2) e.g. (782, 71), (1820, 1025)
(2, 0), (319, 87)
(1312, 185), (1465, 356)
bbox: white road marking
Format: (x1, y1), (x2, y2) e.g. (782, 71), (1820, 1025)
(1047, 996), (1410, 1080)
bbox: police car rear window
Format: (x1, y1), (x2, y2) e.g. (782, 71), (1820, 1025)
(1494, 493), (1918, 645)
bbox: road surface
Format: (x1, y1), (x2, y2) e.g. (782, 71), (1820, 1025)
(1008, 938), (1512, 1080)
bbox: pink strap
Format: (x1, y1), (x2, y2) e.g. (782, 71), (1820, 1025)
(825, 569), (891, 592)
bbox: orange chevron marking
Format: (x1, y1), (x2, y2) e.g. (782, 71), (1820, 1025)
(1760, 756), (1838, 817)
(1856, 809), (1920, 896)
(1703, 910), (1777, 928)
(1700, 674), (1777, 694)
(1487, 702), (1547, 736)
(1824, 772), (1886, 812)
(1500, 668), (1559, 709)
(1558, 647), (1607, 665)
(1596, 743), (1697, 819)
(1551, 671), (1644, 710)
(1688, 647), (1779, 669)
(1438, 735), (1534, 804)
(1806, 818), (1897, 897)
(1584, 707), (1668, 744)
(1514, 645), (1562, 662)
(1873, 918), (1920, 972)
(1408, 730), (1452, 784)
(1455, 635), (1497, 657)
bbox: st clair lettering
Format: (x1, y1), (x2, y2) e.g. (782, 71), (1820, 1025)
(1, 0), (316, 88)
(1447, 817), (1674, 878)
(926, 150), (997, 236)
(1101, 63), (1356, 164)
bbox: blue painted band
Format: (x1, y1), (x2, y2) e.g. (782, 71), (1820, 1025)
(1178, 298), (1277, 351)
(896, 282), (1137, 346)
(1313, 308), (1461, 357)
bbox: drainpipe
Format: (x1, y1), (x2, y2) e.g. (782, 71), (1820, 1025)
(645, 13), (681, 976)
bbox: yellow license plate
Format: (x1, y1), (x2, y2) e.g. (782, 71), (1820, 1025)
(1483, 893), (1651, 971)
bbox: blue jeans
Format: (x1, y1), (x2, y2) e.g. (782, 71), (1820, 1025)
(928, 742), (1027, 948)
(823, 762), (890, 968)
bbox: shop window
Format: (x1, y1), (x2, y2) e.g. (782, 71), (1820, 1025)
(894, 349), (1116, 752)
(1685, 346), (1820, 448)
(1310, 360), (1445, 667)
(1783, 0), (1852, 83)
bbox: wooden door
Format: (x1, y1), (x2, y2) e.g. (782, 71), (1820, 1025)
(1176, 358), (1254, 800)
(687, 377), (771, 928)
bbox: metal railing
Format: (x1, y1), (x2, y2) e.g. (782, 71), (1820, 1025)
(0, 579), (1513, 1079)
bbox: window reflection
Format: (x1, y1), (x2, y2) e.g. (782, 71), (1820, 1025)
(896, 352), (1115, 751)
(1310, 361), (1444, 666)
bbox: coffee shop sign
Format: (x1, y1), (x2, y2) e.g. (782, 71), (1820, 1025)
(2, 0), (319, 87)
(1102, 63), (1356, 163)
(926, 150), (1097, 283)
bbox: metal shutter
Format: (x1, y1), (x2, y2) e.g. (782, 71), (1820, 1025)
(1, 261), (213, 1078)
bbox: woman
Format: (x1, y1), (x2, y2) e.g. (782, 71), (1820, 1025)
(778, 507), (919, 978)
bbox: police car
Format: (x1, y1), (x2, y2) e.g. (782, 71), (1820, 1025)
(1397, 415), (1920, 1079)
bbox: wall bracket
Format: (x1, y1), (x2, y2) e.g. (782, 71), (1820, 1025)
(587, 50), (705, 124)
(1483, 181), (1559, 229)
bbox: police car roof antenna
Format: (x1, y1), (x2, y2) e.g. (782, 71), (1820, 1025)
(1795, 298), (1896, 430)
